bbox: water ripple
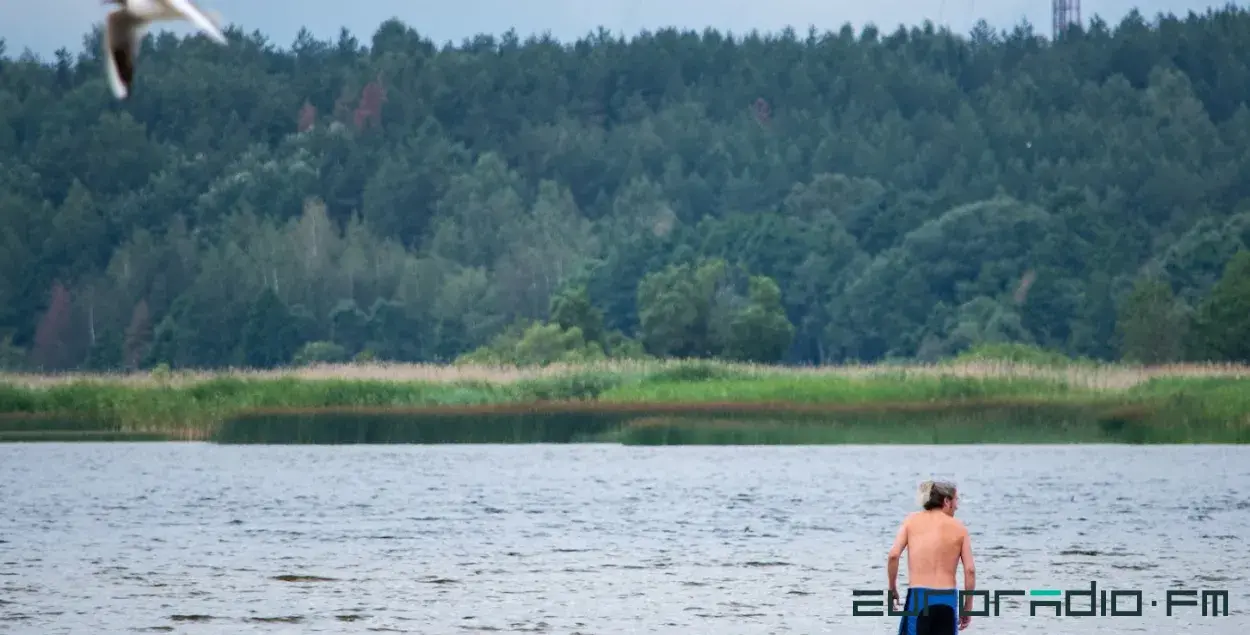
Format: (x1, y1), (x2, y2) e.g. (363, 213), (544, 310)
(1, 443), (1248, 633)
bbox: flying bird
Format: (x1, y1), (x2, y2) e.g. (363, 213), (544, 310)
(101, 0), (229, 100)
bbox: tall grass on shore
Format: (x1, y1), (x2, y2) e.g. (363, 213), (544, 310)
(212, 399), (1116, 444)
(1, 359), (1248, 443)
(215, 397), (1247, 444)
(4, 357), (1249, 390)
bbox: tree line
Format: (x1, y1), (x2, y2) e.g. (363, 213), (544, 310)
(2, 6), (1250, 371)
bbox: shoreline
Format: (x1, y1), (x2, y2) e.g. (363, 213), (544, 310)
(2, 360), (1248, 444)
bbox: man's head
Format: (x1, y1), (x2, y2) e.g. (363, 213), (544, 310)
(917, 480), (958, 515)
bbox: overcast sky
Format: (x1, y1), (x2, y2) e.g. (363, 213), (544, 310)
(0, 1), (1238, 58)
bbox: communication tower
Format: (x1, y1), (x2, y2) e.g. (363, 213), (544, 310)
(1053, 0), (1081, 39)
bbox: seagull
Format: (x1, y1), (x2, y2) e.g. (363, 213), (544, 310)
(101, 0), (229, 100)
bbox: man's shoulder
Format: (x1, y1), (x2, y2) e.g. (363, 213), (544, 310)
(949, 516), (969, 534)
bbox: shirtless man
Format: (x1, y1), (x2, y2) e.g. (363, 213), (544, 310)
(886, 480), (976, 634)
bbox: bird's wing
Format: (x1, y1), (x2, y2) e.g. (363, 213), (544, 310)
(104, 10), (145, 99)
(164, 0), (228, 44)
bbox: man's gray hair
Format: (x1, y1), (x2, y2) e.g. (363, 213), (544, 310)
(916, 480), (957, 510)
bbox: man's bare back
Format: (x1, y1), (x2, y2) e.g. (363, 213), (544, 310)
(893, 510), (969, 588)
(887, 480), (976, 632)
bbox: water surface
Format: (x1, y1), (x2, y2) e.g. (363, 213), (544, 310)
(1, 443), (1247, 633)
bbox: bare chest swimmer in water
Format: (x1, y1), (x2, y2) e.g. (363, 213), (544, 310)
(887, 480), (976, 633)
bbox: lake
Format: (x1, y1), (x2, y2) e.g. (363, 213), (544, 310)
(1, 443), (1247, 633)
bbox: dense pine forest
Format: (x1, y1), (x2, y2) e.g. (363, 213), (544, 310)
(2, 6), (1250, 371)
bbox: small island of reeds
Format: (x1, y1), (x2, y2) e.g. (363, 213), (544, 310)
(2, 353), (1249, 445)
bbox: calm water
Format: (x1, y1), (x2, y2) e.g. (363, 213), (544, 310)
(1, 443), (1248, 634)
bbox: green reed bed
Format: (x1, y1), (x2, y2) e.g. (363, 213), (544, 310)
(0, 377), (533, 438)
(596, 372), (1087, 405)
(2, 360), (1249, 443)
(1114, 377), (1250, 443)
(214, 398), (1183, 445)
(0, 429), (174, 442)
(0, 368), (645, 438)
(605, 408), (1114, 445)
(601, 393), (1237, 444)
(217, 406), (635, 444)
(0, 412), (176, 442)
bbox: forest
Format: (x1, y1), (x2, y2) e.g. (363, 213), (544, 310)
(2, 6), (1250, 371)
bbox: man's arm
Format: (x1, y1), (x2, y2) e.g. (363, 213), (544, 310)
(960, 528), (976, 612)
(886, 519), (908, 604)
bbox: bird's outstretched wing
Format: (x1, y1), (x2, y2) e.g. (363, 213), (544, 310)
(104, 10), (145, 99)
(165, 0), (228, 44)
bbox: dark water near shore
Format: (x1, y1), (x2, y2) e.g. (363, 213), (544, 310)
(1, 443), (1248, 634)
